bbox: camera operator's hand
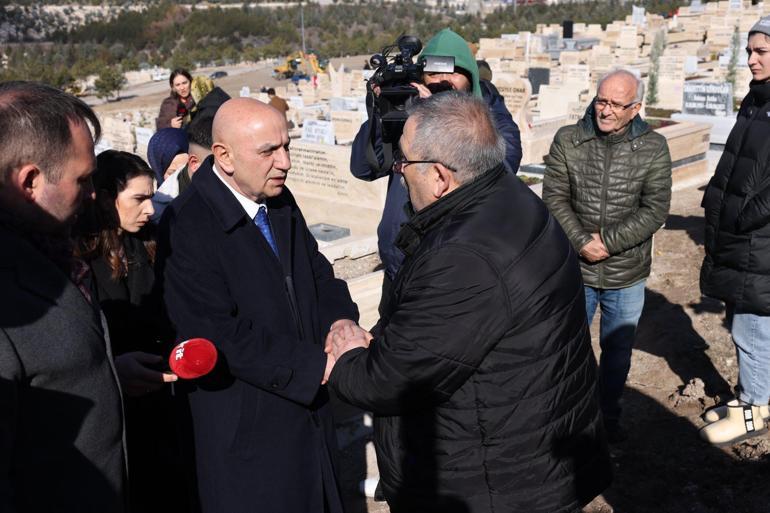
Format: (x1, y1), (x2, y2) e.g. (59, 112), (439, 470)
(410, 82), (433, 99)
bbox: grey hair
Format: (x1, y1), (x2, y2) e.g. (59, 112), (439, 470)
(405, 91), (506, 183)
(597, 68), (645, 104)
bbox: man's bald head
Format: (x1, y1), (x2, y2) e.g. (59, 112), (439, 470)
(213, 98), (285, 147)
(211, 98), (291, 202)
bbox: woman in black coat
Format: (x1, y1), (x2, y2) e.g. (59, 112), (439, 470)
(700, 17), (770, 446)
(75, 150), (190, 512)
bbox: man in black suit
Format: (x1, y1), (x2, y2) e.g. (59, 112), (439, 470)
(0, 81), (127, 512)
(158, 98), (358, 513)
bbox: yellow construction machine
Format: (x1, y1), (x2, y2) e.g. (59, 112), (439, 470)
(273, 51), (327, 81)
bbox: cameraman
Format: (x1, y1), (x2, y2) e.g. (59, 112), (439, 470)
(351, 28), (522, 309)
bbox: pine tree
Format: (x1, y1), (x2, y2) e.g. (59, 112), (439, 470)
(726, 24), (740, 93)
(94, 66), (126, 101)
(646, 29), (665, 106)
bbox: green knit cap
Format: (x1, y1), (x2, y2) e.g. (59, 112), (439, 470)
(420, 28), (481, 97)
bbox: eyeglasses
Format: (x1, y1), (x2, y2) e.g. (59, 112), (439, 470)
(392, 152), (440, 174)
(593, 97), (639, 112)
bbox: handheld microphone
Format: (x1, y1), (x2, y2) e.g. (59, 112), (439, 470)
(169, 338), (218, 379)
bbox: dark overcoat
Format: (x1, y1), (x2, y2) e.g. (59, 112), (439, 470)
(157, 157), (358, 513)
(0, 225), (127, 512)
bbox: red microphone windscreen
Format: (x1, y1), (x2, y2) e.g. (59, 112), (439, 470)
(169, 338), (218, 379)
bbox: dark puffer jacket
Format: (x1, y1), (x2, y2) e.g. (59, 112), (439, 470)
(542, 105), (672, 289)
(701, 81), (770, 314)
(330, 166), (611, 513)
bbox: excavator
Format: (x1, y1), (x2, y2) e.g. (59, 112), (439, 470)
(273, 51), (328, 81)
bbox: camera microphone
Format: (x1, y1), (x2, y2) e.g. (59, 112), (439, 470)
(370, 54), (385, 68)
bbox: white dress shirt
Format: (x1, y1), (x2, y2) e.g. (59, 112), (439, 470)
(212, 163), (267, 217)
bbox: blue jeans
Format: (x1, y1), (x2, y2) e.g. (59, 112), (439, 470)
(726, 306), (770, 406)
(585, 280), (646, 423)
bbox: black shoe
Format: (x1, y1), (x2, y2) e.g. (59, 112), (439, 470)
(374, 479), (386, 502)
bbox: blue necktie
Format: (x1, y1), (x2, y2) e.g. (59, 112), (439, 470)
(254, 206), (279, 257)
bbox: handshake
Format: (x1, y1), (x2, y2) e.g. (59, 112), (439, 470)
(322, 319), (373, 384)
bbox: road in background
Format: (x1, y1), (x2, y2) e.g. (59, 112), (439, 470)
(91, 55), (369, 115)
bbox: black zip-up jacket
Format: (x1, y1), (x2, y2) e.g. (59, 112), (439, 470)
(331, 166), (611, 513)
(701, 81), (770, 314)
(542, 105), (672, 289)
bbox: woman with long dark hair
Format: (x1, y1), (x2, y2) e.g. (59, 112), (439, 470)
(156, 68), (195, 130)
(75, 150), (189, 512)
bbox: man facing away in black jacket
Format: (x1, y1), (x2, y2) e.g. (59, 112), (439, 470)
(328, 91), (611, 513)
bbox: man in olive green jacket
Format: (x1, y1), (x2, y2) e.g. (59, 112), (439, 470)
(542, 69), (672, 441)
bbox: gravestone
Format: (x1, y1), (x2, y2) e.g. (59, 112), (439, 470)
(707, 25), (734, 51)
(495, 78), (532, 118)
(682, 81), (733, 116)
(298, 104), (328, 125)
(100, 116), (134, 153)
(528, 67), (551, 94)
(289, 96), (305, 109)
(618, 26), (639, 49)
(529, 53), (552, 68)
(562, 64), (590, 90)
(684, 55), (699, 74)
(660, 55), (686, 80)
(330, 110), (366, 143)
(691, 0), (705, 13)
(559, 51), (582, 66)
(350, 70), (367, 96)
(135, 127), (153, 161)
(298, 82), (318, 103)
(330, 96), (363, 112)
(301, 119), (334, 145)
(656, 56), (686, 110)
(538, 85), (580, 119)
(498, 59), (528, 76)
(287, 142), (386, 237)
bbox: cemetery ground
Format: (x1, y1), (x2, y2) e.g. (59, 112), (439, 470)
(331, 178), (770, 513)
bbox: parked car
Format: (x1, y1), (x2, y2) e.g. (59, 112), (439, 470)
(209, 71), (228, 79)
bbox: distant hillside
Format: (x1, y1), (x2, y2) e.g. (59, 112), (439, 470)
(1, 0), (686, 88)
